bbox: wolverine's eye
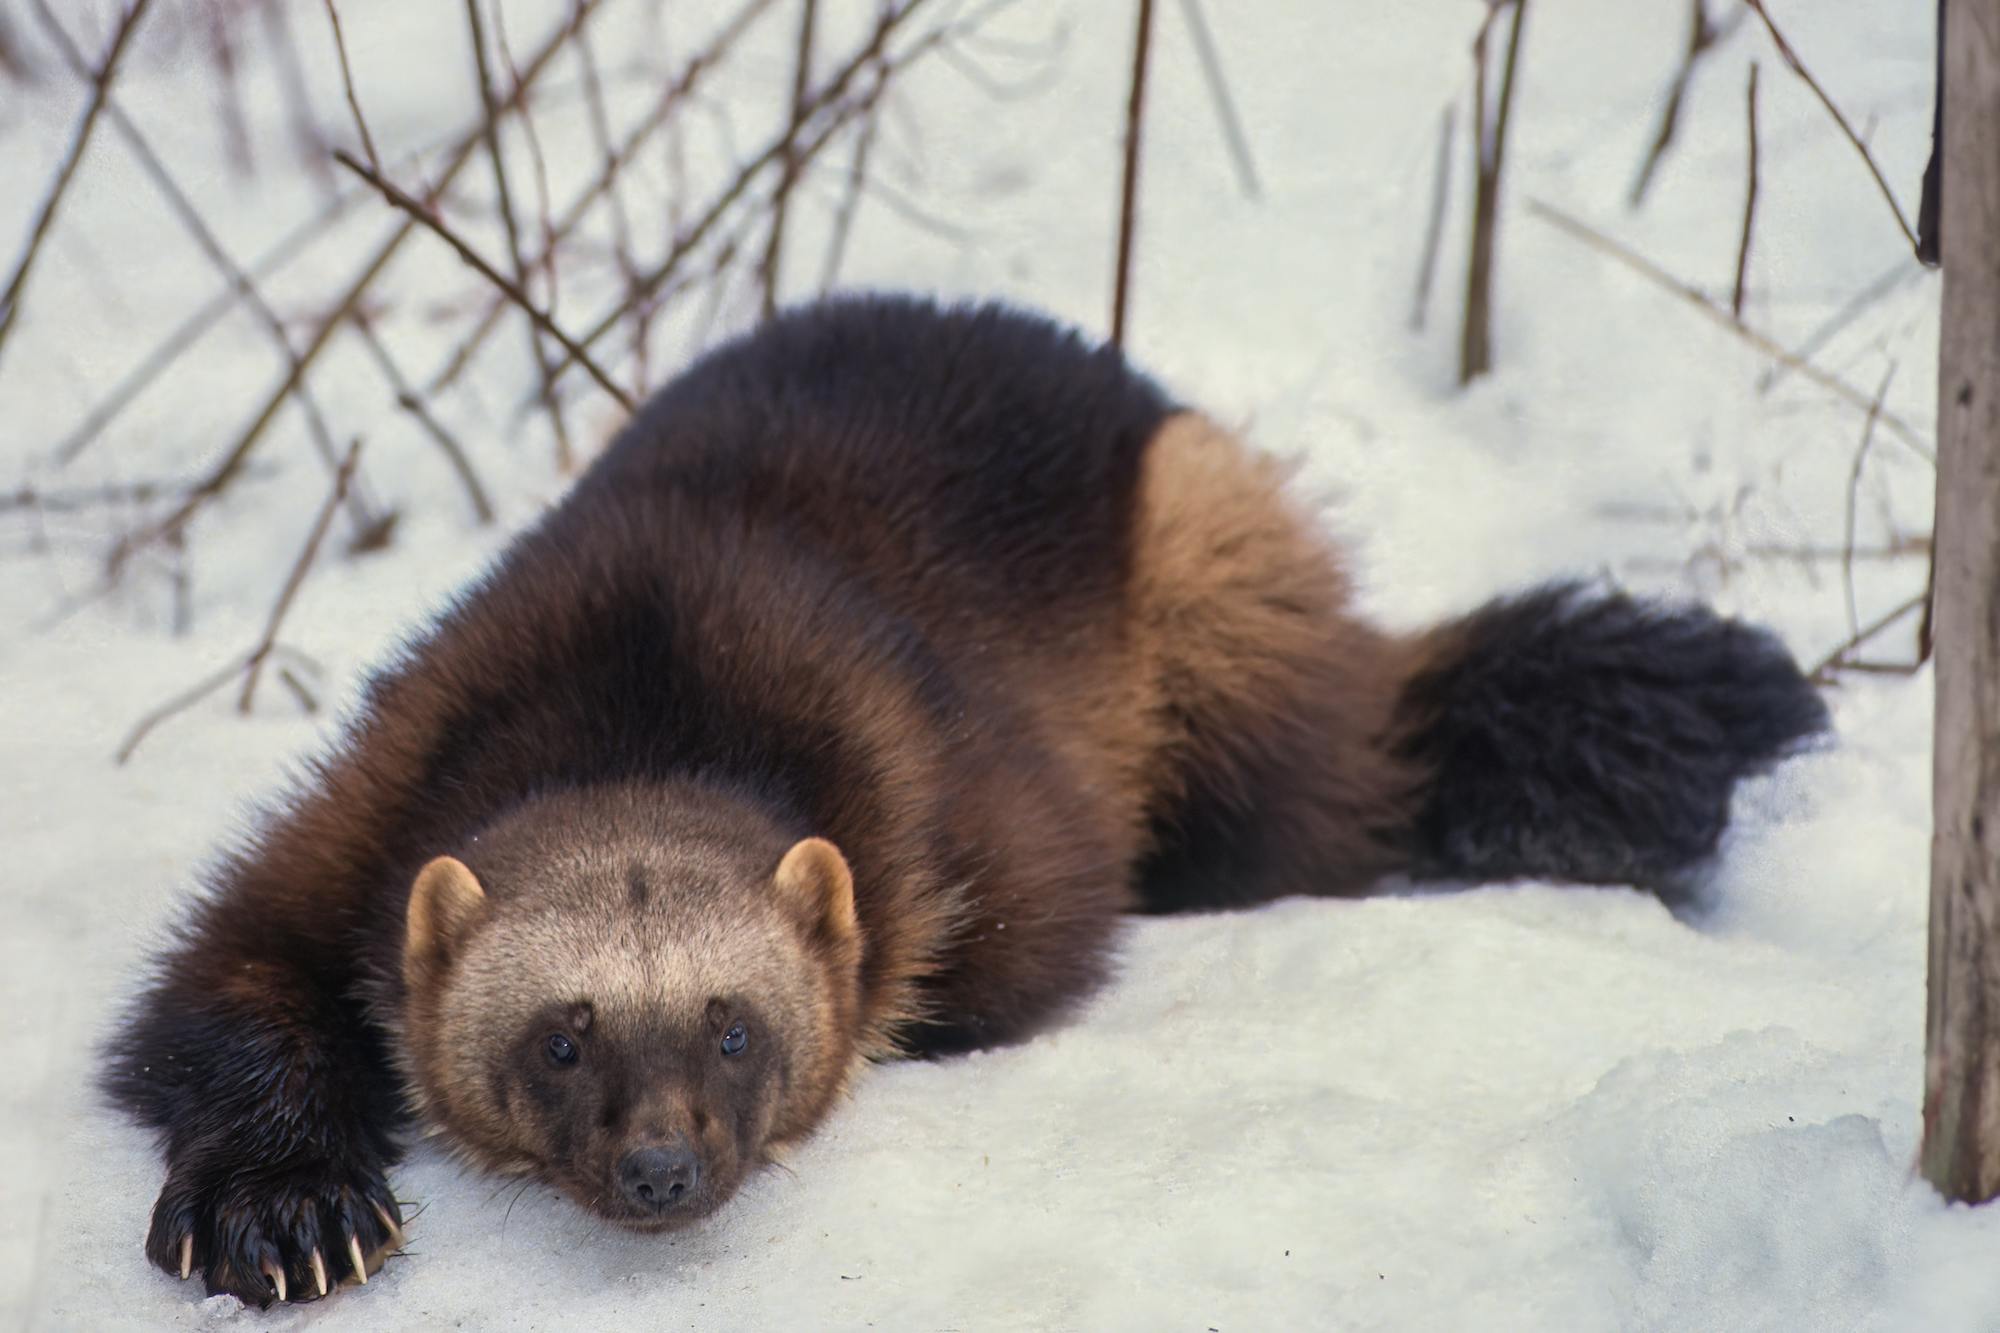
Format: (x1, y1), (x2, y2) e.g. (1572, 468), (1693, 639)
(720, 1023), (747, 1056)
(546, 1033), (578, 1066)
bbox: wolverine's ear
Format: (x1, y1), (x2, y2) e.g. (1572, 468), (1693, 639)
(404, 856), (487, 990)
(773, 837), (858, 950)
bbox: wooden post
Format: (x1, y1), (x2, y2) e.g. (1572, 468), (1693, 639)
(1921, 0), (2000, 1204)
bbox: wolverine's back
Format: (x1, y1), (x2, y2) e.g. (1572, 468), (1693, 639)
(573, 295), (1177, 641)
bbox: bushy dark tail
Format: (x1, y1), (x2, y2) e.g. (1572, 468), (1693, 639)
(1391, 582), (1830, 895)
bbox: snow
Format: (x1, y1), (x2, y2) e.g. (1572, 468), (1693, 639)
(0, 0), (1967, 1328)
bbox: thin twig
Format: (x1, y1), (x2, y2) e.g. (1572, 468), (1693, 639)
(425, 0), (779, 397)
(551, 0), (942, 386)
(491, 6), (561, 314)
(109, 0), (603, 571)
(1630, 0), (1744, 206)
(1111, 0), (1156, 348)
(204, 1), (254, 174)
(0, 0), (154, 372)
(258, 0), (333, 185)
(466, 0), (574, 469)
(0, 472), (274, 516)
(1174, 0), (1261, 199)
(116, 658), (259, 766)
(818, 62), (888, 293)
(1460, 0), (1528, 384)
(1841, 363), (1897, 641)
(51, 189), (362, 468)
(115, 441), (362, 765)
(761, 0), (820, 319)
(351, 314), (495, 523)
(1757, 259), (1921, 394)
(276, 666), (320, 715)
(239, 439), (365, 713)
(1411, 103), (1455, 331)
(1742, 0), (1920, 254)
(571, 14), (646, 389)
(334, 149), (633, 411)
(1808, 590), (1928, 684)
(1732, 60), (1760, 319)
(0, 10), (34, 84)
(1741, 538), (1928, 563)
(1526, 197), (1935, 462)
(321, 0), (381, 171)
(31, 0), (378, 534)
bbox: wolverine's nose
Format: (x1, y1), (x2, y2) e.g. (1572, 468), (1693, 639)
(619, 1144), (700, 1211)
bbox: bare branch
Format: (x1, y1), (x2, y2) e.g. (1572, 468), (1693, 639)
(0, 473), (273, 516)
(761, 0), (820, 319)
(0, 0), (154, 372)
(1841, 362), (1897, 642)
(1411, 103), (1455, 331)
(334, 149), (633, 412)
(1526, 197), (1934, 462)
(550, 0), (943, 387)
(818, 63), (888, 293)
(465, 0), (574, 469)
(1629, 0), (1745, 206)
(116, 441), (362, 764)
(31, 0), (379, 534)
(1808, 590), (1928, 684)
(351, 314), (495, 523)
(1111, 0), (1157, 348)
(571, 14), (646, 387)
(239, 439), (365, 713)
(116, 658), (260, 767)
(1460, 0), (1528, 384)
(1757, 259), (1920, 394)
(109, 0), (604, 571)
(257, 0), (333, 185)
(425, 0), (779, 397)
(1732, 60), (1760, 318)
(1743, 0), (1920, 254)
(321, 0), (381, 171)
(1175, 0), (1261, 199)
(51, 190), (362, 468)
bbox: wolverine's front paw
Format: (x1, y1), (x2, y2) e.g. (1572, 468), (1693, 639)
(144, 1152), (405, 1306)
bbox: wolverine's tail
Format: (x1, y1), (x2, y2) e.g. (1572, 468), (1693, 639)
(1389, 582), (1829, 895)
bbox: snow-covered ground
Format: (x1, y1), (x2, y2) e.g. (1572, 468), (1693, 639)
(0, 1), (1966, 1328)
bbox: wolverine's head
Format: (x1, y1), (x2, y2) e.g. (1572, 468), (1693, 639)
(398, 783), (863, 1229)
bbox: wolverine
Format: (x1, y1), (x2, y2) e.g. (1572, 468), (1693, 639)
(102, 294), (1828, 1307)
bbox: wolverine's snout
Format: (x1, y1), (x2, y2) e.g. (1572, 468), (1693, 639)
(617, 1142), (701, 1214)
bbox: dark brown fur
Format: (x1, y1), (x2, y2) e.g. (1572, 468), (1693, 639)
(101, 295), (1825, 1308)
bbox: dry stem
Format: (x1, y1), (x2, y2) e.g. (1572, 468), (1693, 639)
(1743, 0), (1920, 254)
(109, 0), (604, 573)
(1411, 104), (1456, 332)
(0, 0), (154, 371)
(333, 149), (633, 412)
(1175, 0), (1261, 199)
(1732, 61), (1760, 319)
(321, 0), (381, 171)
(1460, 0), (1527, 384)
(760, 0), (821, 320)
(1526, 197), (1934, 463)
(116, 441), (364, 764)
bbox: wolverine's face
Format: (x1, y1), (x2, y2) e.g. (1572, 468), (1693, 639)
(398, 788), (863, 1230)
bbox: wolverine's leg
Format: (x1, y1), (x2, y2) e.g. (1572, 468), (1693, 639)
(102, 867), (407, 1305)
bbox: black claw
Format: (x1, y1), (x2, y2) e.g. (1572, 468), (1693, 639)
(141, 1152), (399, 1306)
